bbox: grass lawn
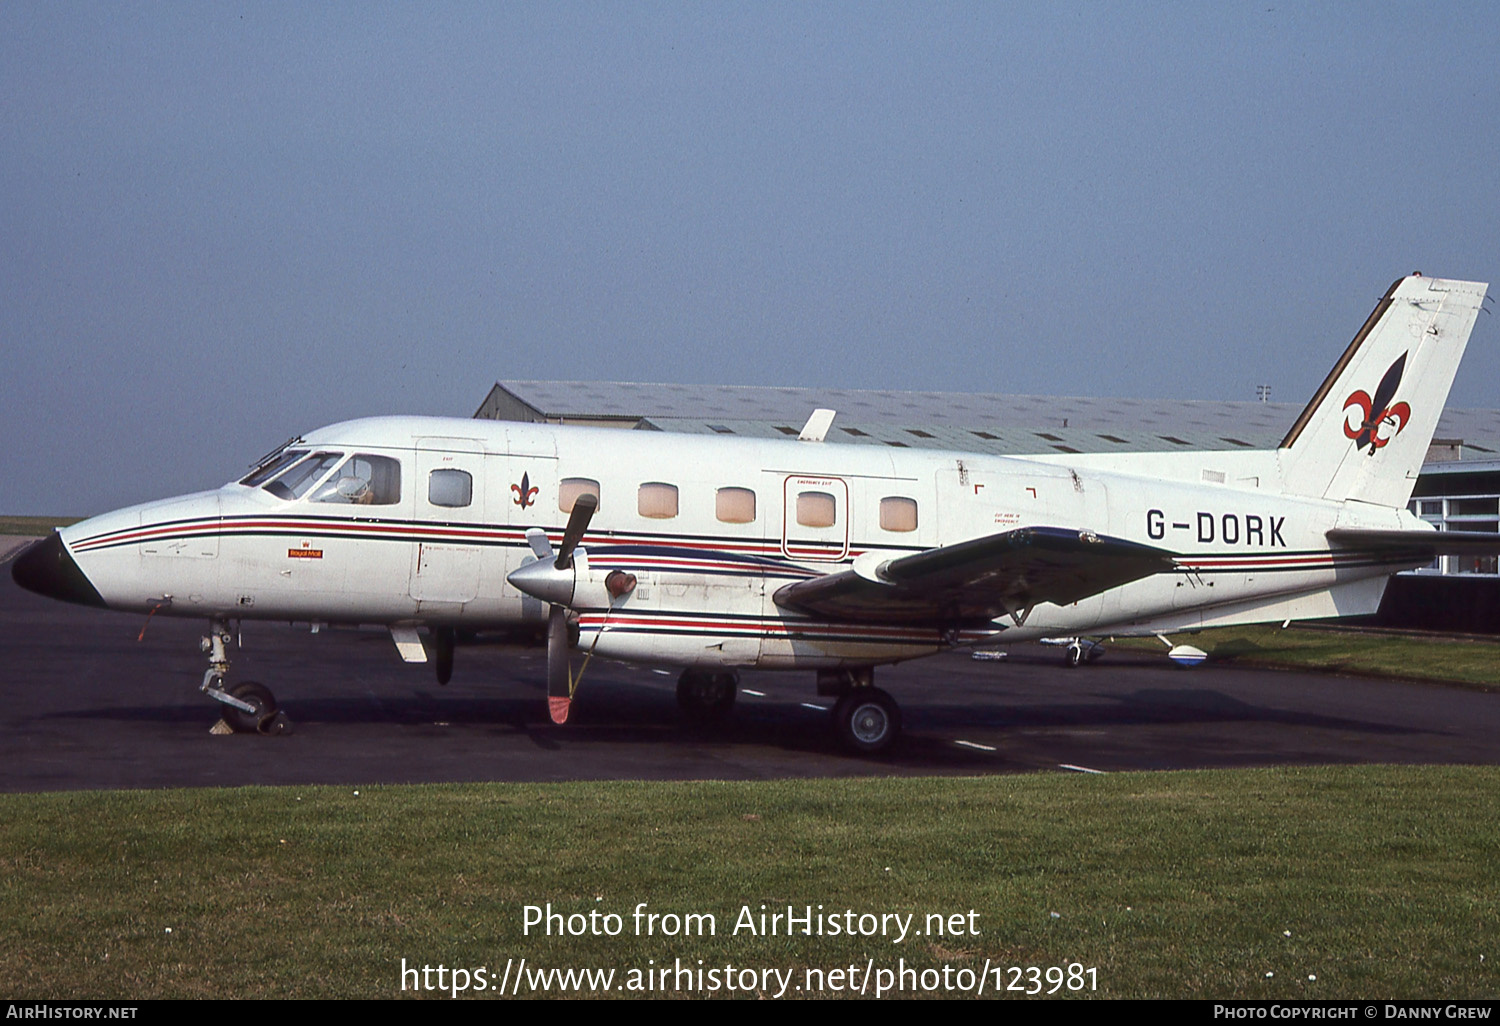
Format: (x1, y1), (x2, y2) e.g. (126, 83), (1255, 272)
(1116, 624), (1500, 690)
(0, 515), (80, 536)
(2, 766), (1496, 999)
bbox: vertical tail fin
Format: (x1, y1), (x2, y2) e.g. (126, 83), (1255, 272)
(1278, 275), (1488, 507)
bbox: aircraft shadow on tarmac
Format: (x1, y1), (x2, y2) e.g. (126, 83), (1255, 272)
(34, 676), (1431, 776)
(33, 689), (925, 761)
(911, 688), (1428, 737)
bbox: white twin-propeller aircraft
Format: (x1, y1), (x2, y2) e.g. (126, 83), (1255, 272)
(13, 275), (1497, 753)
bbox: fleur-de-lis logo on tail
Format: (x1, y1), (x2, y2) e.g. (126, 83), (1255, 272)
(511, 472), (539, 509)
(1343, 352), (1412, 455)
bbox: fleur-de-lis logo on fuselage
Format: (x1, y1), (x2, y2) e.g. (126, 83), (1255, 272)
(1343, 352), (1412, 455)
(511, 472), (539, 509)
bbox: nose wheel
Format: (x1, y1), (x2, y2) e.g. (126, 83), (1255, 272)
(199, 618), (293, 735)
(216, 681), (291, 734)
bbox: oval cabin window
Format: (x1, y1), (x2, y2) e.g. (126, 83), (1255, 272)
(638, 482), (679, 519)
(796, 491), (837, 528)
(716, 487), (756, 524)
(558, 477), (600, 513)
(880, 496), (918, 532)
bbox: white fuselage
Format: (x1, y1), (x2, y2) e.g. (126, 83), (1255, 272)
(56, 415), (1423, 671)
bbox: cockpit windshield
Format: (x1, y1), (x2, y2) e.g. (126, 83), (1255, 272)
(261, 452), (343, 501)
(240, 449), (308, 488)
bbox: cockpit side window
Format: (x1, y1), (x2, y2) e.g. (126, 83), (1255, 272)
(310, 454), (402, 505)
(240, 449), (308, 488)
(263, 452), (343, 500)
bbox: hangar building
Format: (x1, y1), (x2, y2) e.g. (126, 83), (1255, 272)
(475, 380), (1500, 633)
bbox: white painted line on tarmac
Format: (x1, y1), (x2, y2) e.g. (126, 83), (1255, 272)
(954, 740), (997, 752)
(1059, 763), (1107, 774)
(742, 689), (767, 697)
(800, 702), (828, 711)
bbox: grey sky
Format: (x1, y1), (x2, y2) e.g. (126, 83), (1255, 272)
(4, 3), (1497, 514)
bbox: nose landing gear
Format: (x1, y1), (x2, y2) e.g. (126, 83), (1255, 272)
(199, 618), (293, 735)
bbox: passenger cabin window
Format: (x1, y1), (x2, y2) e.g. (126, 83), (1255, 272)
(310, 454), (402, 505)
(262, 452), (343, 501)
(241, 449), (308, 487)
(559, 477), (600, 513)
(638, 482), (678, 519)
(880, 496), (918, 532)
(796, 491), (837, 528)
(428, 468), (473, 508)
(716, 487), (756, 524)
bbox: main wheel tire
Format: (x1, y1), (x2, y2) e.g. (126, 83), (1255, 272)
(676, 670), (737, 722)
(221, 681), (276, 734)
(833, 688), (902, 756)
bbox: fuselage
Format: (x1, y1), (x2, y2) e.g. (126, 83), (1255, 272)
(25, 414), (1426, 672)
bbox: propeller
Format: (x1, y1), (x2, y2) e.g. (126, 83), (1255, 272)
(554, 493), (596, 570)
(512, 494), (598, 724)
(546, 604), (571, 723)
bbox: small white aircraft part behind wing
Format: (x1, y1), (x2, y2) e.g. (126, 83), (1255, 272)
(13, 275), (1497, 753)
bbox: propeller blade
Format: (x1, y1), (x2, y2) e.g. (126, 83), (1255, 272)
(555, 493), (598, 570)
(546, 604), (571, 724)
(524, 527), (553, 561)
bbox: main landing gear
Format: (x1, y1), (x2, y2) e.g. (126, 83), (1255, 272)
(1065, 638), (1105, 668)
(820, 668), (902, 756)
(676, 669), (738, 723)
(675, 667), (901, 756)
(199, 618), (292, 735)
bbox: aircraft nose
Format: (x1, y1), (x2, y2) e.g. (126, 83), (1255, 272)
(10, 533), (108, 608)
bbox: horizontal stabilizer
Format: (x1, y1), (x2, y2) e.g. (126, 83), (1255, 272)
(1326, 527), (1500, 559)
(773, 526), (1176, 626)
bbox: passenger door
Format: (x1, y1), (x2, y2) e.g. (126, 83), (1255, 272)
(409, 438), (487, 605)
(781, 475), (850, 562)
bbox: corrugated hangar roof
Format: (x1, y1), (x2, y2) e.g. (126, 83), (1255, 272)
(634, 417), (1289, 456)
(476, 380), (1500, 458)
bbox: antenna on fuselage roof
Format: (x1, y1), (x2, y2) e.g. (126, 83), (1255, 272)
(798, 409), (836, 442)
(246, 435), (304, 470)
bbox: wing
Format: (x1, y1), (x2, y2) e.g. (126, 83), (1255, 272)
(772, 526), (1177, 626)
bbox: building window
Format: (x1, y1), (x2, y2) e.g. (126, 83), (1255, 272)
(879, 496), (918, 532)
(716, 487), (756, 524)
(638, 482), (679, 519)
(559, 478), (600, 513)
(1451, 498), (1498, 516)
(796, 491), (837, 528)
(1408, 491), (1500, 576)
